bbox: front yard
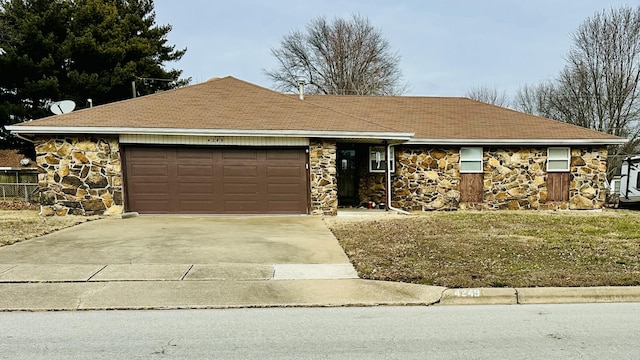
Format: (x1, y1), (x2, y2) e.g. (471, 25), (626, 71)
(326, 210), (640, 288)
(0, 204), (96, 246)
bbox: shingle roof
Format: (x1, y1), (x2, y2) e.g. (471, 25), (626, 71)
(8, 76), (624, 144)
(302, 95), (622, 141)
(0, 149), (36, 169)
(13, 76), (401, 134)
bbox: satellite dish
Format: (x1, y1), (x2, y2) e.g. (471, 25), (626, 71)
(50, 100), (76, 115)
(20, 158), (30, 166)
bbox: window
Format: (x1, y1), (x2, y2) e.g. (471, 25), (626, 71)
(460, 147), (483, 173)
(547, 147), (570, 172)
(369, 146), (394, 173)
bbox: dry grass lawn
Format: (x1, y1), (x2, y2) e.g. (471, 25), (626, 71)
(326, 210), (640, 288)
(0, 210), (98, 246)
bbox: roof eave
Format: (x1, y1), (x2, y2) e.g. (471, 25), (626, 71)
(6, 125), (414, 141)
(404, 138), (628, 146)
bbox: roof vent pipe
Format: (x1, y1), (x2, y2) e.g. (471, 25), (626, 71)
(297, 77), (306, 100)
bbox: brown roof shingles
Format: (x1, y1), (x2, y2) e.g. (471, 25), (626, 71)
(303, 95), (622, 140)
(0, 149), (36, 168)
(16, 77), (400, 134)
(11, 76), (623, 142)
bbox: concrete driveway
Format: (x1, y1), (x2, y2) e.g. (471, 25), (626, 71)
(0, 216), (357, 282)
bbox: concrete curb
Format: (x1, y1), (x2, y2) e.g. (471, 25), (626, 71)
(439, 288), (518, 305)
(516, 286), (640, 304)
(437, 286), (640, 305)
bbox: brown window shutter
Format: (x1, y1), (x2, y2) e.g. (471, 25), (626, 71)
(547, 172), (570, 202)
(460, 173), (483, 202)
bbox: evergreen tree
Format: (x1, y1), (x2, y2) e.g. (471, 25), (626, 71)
(0, 0), (187, 149)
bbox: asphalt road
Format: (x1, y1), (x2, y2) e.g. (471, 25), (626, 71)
(1, 303), (639, 359)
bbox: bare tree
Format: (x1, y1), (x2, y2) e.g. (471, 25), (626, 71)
(514, 6), (640, 177)
(551, 6), (640, 139)
(264, 14), (405, 95)
(513, 82), (558, 117)
(466, 85), (509, 107)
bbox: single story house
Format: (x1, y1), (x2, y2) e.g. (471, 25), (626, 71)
(6, 76), (626, 216)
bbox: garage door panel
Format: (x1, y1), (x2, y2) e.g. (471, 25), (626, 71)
(177, 183), (215, 194)
(223, 200), (260, 213)
(268, 183), (304, 194)
(223, 165), (258, 177)
(129, 182), (169, 194)
(129, 164), (169, 177)
(222, 149), (258, 160)
(268, 200), (305, 212)
(177, 164), (214, 176)
(223, 182), (259, 194)
(128, 147), (168, 160)
(176, 148), (214, 160)
(267, 166), (303, 177)
(177, 200), (215, 213)
(265, 149), (303, 159)
(132, 200), (170, 213)
(125, 146), (307, 214)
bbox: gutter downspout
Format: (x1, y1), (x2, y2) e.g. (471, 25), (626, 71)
(13, 133), (34, 143)
(386, 143), (410, 215)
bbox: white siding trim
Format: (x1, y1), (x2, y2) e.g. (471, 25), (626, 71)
(119, 134), (309, 146)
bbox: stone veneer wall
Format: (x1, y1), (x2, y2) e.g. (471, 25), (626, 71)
(309, 140), (338, 215)
(34, 136), (123, 216)
(568, 147), (608, 210)
(481, 147), (546, 210)
(393, 147), (460, 211)
(392, 146), (608, 211)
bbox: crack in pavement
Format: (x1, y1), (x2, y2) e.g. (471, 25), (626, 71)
(0, 265), (18, 276)
(75, 283), (108, 310)
(180, 265), (194, 281)
(86, 265), (108, 281)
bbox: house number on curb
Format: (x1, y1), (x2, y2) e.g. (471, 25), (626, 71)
(454, 289), (481, 297)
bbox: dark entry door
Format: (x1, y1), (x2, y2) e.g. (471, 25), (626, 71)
(337, 149), (358, 206)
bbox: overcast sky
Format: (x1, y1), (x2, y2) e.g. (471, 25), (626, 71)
(153, 0), (637, 98)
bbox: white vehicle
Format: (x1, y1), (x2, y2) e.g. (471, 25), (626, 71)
(618, 155), (640, 205)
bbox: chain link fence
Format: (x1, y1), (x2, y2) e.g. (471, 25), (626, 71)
(0, 183), (39, 202)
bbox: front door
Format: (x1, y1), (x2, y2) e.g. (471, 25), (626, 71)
(337, 149), (358, 206)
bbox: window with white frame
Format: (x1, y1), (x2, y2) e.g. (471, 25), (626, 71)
(547, 147), (570, 172)
(460, 147), (483, 173)
(369, 146), (394, 173)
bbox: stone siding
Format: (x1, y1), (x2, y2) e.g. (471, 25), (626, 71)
(34, 136), (123, 216)
(309, 140), (338, 215)
(391, 146), (607, 211)
(569, 147), (608, 209)
(482, 148), (546, 210)
(393, 147), (461, 211)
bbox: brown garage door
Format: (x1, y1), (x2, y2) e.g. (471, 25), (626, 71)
(123, 146), (308, 214)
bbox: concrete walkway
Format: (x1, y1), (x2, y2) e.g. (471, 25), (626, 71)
(0, 215), (639, 311)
